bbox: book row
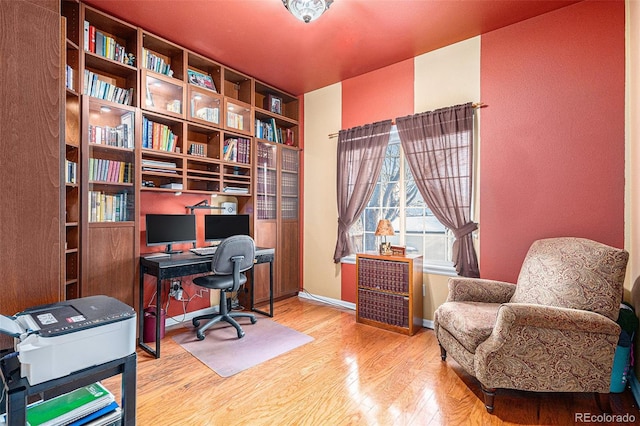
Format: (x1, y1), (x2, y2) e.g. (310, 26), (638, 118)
(142, 117), (179, 152)
(89, 117), (134, 149)
(226, 111), (245, 131)
(223, 137), (251, 164)
(256, 171), (277, 193)
(281, 148), (299, 172)
(0, 381), (121, 426)
(89, 159), (133, 183)
(255, 119), (296, 147)
(88, 190), (131, 222)
(142, 48), (173, 76)
(83, 70), (134, 106)
(84, 21), (136, 67)
(65, 160), (78, 184)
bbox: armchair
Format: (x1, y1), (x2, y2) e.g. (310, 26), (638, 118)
(434, 237), (628, 413)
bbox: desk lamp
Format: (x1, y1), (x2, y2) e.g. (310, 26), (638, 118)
(375, 219), (394, 255)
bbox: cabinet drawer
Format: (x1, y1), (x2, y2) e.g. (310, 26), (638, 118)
(357, 257), (409, 293)
(357, 288), (409, 328)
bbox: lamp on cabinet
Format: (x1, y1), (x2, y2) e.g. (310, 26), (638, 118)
(374, 219), (394, 255)
(282, 0), (333, 23)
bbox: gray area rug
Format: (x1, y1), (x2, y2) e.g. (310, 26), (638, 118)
(172, 318), (313, 377)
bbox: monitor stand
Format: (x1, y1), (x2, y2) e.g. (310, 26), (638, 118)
(164, 244), (182, 254)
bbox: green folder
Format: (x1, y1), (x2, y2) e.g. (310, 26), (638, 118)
(26, 382), (114, 426)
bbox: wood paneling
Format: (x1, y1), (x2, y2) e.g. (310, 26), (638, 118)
(0, 0), (61, 314)
(279, 220), (299, 297)
(112, 297), (636, 425)
(84, 224), (136, 306)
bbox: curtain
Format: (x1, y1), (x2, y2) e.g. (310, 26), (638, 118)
(396, 103), (479, 277)
(333, 120), (392, 262)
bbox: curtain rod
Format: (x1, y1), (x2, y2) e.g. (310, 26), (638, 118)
(327, 102), (487, 139)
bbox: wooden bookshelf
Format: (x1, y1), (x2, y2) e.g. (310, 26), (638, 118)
(58, 1), (302, 308)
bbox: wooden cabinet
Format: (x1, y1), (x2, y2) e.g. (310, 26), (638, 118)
(78, 4), (139, 305)
(356, 253), (424, 335)
(254, 141), (300, 302)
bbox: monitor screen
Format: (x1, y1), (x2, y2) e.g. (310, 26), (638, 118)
(145, 214), (196, 253)
(204, 214), (250, 243)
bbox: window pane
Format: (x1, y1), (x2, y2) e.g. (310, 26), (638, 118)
(424, 234), (447, 262)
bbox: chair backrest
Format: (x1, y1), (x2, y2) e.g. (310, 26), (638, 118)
(211, 235), (256, 276)
(510, 237), (628, 321)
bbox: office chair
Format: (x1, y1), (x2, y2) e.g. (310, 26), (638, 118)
(192, 235), (257, 340)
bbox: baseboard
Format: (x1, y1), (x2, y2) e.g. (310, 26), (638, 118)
(298, 290), (434, 329)
(629, 372), (640, 407)
(164, 306), (218, 330)
(298, 291), (356, 310)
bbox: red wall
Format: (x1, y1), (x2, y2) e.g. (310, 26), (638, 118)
(140, 192), (212, 317)
(340, 59), (414, 302)
(479, 0), (625, 282)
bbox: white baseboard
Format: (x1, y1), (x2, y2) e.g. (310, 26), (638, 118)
(629, 372), (640, 407)
(298, 291), (356, 310)
(298, 290), (433, 329)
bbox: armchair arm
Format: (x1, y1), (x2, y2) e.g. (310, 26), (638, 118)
(446, 277), (516, 303)
(475, 303), (620, 393)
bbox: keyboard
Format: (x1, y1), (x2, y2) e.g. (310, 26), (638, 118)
(190, 247), (217, 256)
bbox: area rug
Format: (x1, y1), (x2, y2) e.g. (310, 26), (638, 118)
(172, 318), (313, 377)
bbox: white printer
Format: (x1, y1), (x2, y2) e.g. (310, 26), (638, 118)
(0, 295), (136, 385)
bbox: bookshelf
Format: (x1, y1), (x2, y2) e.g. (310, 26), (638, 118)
(62, 1), (82, 300)
(77, 4), (139, 306)
(58, 1), (301, 310)
(253, 141), (301, 302)
(356, 253), (424, 335)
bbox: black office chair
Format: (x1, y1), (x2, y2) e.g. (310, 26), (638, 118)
(192, 235), (257, 340)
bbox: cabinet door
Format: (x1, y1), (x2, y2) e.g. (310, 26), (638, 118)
(85, 225), (137, 306)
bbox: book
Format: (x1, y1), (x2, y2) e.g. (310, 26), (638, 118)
(187, 69), (217, 92)
(24, 382), (114, 426)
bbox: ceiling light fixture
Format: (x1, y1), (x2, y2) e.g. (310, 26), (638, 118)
(282, 0), (333, 24)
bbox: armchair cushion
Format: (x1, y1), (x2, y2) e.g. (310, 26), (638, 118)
(435, 302), (501, 354)
(511, 238), (628, 321)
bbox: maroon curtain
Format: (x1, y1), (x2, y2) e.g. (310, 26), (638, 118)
(333, 120), (392, 262)
(396, 103), (479, 277)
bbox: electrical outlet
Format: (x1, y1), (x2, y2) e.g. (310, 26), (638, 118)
(169, 281), (181, 298)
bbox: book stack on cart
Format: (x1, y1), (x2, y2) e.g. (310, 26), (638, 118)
(0, 382), (121, 426)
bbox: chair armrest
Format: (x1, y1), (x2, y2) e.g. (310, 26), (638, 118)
(446, 277), (516, 303)
(475, 303), (620, 392)
(495, 303), (621, 335)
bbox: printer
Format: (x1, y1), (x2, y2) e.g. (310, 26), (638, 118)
(0, 295), (136, 385)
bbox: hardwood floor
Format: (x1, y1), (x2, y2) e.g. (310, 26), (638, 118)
(106, 296), (638, 425)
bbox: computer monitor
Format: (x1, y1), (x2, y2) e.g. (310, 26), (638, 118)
(204, 214), (250, 243)
(145, 214), (196, 253)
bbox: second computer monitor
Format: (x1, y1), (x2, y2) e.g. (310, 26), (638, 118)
(204, 214), (250, 243)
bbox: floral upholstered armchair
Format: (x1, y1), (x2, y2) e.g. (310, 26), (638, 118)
(434, 237), (628, 413)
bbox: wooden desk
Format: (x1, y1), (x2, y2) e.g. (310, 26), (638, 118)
(139, 247), (275, 358)
(1, 351), (136, 425)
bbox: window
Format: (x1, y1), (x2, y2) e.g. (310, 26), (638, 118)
(349, 127), (455, 271)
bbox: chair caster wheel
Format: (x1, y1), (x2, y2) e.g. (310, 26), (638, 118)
(196, 331), (205, 340)
(250, 317), (257, 324)
(192, 319), (200, 327)
(237, 330), (245, 339)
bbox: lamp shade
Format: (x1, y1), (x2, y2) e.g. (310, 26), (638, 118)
(282, 0), (333, 23)
(374, 219), (395, 237)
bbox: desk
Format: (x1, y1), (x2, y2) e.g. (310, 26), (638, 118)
(1, 351), (136, 425)
(139, 247), (275, 358)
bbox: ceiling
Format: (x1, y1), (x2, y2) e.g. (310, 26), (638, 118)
(83, 0), (582, 96)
